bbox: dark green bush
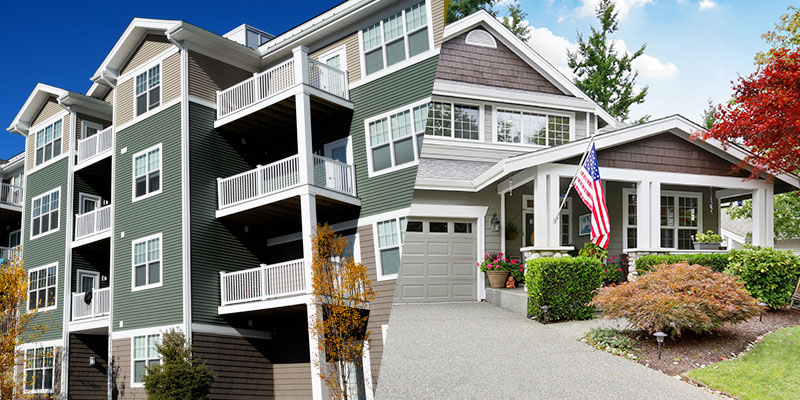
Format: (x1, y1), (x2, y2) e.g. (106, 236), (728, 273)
(526, 256), (604, 321)
(635, 253), (733, 274)
(143, 329), (215, 399)
(725, 246), (800, 308)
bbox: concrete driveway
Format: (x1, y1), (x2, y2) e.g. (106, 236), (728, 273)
(376, 302), (720, 400)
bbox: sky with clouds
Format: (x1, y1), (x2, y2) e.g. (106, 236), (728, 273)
(497, 0), (795, 123)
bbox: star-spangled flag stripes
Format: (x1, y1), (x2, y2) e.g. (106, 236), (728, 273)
(573, 144), (610, 249)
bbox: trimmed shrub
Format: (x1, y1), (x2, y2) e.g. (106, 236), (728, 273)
(590, 263), (761, 335)
(143, 329), (215, 399)
(635, 253), (733, 274)
(526, 256), (604, 321)
(725, 246), (800, 308)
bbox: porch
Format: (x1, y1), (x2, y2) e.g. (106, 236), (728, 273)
(69, 240), (110, 333)
(73, 204), (112, 246)
(218, 259), (310, 314)
(0, 182), (23, 209)
(75, 126), (113, 170)
(69, 288), (110, 332)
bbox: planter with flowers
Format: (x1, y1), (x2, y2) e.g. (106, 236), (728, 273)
(693, 230), (722, 250)
(479, 252), (524, 288)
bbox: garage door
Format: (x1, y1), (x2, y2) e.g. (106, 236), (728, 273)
(395, 218), (478, 303)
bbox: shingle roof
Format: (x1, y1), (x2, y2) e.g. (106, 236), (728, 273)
(418, 159), (496, 181)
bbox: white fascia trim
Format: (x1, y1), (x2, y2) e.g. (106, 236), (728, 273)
(71, 230), (113, 248)
(17, 339), (64, 351)
(218, 294), (311, 315)
(443, 11), (620, 128)
(91, 19), (180, 82)
(191, 323), (272, 340)
(414, 178), (476, 192)
(433, 80), (595, 113)
(110, 324), (183, 340)
(7, 84), (69, 136)
(357, 208), (411, 227)
(408, 204), (488, 219)
(188, 95), (217, 110)
(68, 316), (110, 333)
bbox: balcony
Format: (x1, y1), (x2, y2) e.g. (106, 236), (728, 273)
(0, 183), (23, 209)
(216, 154), (358, 218)
(215, 48), (351, 129)
(218, 259), (309, 314)
(70, 288), (110, 332)
(0, 246), (21, 262)
(73, 205), (112, 246)
(76, 127), (113, 169)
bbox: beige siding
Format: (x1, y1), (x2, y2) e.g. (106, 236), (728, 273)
(273, 363), (313, 399)
(112, 338), (147, 400)
(26, 134), (35, 170)
(32, 97), (62, 127)
(187, 51), (252, 103)
(358, 224), (394, 386)
(310, 32), (361, 84)
(117, 79), (134, 125)
(62, 115), (71, 155)
(432, 0), (445, 49)
(103, 87), (114, 104)
(76, 113), (112, 141)
(163, 52), (181, 103)
(120, 34), (173, 76)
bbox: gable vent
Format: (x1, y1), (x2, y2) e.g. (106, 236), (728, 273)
(465, 29), (497, 48)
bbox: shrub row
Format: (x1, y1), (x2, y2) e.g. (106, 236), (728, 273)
(526, 256), (604, 321)
(634, 253), (732, 274)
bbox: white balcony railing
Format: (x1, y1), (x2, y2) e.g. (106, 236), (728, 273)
(71, 287), (110, 321)
(220, 259), (307, 306)
(217, 155), (301, 209)
(313, 155), (356, 196)
(0, 247), (21, 262)
(74, 205), (112, 241)
(77, 127), (113, 165)
(217, 59), (296, 119)
(307, 58), (348, 99)
(0, 183), (23, 207)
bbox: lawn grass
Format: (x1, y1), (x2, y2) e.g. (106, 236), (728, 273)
(686, 326), (800, 400)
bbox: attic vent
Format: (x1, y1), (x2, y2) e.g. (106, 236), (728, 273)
(465, 30), (496, 48)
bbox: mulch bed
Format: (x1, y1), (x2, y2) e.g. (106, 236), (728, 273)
(627, 308), (800, 376)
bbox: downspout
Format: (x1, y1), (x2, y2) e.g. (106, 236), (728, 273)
(166, 31), (192, 341)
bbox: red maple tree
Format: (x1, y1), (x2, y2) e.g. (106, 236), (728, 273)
(695, 47), (800, 179)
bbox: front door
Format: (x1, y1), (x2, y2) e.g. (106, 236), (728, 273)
(79, 193), (101, 214)
(77, 270), (100, 293)
(8, 230), (20, 248)
(322, 138), (350, 191)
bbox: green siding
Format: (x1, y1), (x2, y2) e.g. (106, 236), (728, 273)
(351, 56), (438, 218)
(22, 157), (69, 341)
(113, 103), (184, 331)
(187, 102), (261, 326)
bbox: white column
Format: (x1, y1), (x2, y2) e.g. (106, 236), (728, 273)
(300, 193), (324, 400)
(500, 193), (506, 254)
(766, 185), (774, 247)
(751, 187), (773, 247)
(306, 301), (325, 400)
(649, 181), (661, 249)
(533, 174), (548, 247)
(547, 174), (561, 247)
(293, 46), (310, 86)
(295, 92), (314, 185)
(636, 181), (651, 249)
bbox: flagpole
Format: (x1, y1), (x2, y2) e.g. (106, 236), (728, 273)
(553, 136), (596, 223)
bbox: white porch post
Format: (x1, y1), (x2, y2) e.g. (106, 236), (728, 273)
(533, 174), (548, 247)
(295, 91), (314, 186)
(500, 193), (506, 254)
(546, 174), (561, 247)
(751, 187), (774, 247)
(649, 181), (661, 249)
(300, 193), (325, 400)
(636, 181), (651, 249)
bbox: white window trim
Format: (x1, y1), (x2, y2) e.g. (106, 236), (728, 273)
(23, 345), (56, 394)
(521, 195), (534, 248)
(81, 120), (103, 140)
(76, 269), (100, 292)
(130, 333), (162, 388)
(465, 29), (497, 48)
(131, 233), (164, 292)
(364, 97), (430, 178)
(492, 106), (576, 147)
(131, 144), (163, 203)
(373, 217), (406, 281)
(134, 61), (163, 118)
(426, 100), (484, 142)
(78, 192), (102, 215)
(317, 45), (348, 74)
(33, 117), (65, 168)
(659, 190), (703, 249)
(9, 229), (21, 248)
(30, 188), (61, 240)
(622, 188), (637, 251)
(560, 197), (573, 246)
(27, 263), (58, 313)
(323, 137), (353, 165)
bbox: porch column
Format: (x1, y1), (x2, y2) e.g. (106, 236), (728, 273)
(751, 186), (774, 247)
(300, 193), (325, 400)
(295, 91), (314, 186)
(533, 174), (548, 247)
(546, 174), (562, 247)
(649, 181), (661, 248)
(500, 193), (506, 254)
(636, 181), (651, 249)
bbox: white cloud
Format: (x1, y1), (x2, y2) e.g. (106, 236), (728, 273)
(699, 0), (716, 10)
(575, 0), (653, 21)
(557, 16), (566, 23)
(611, 39), (679, 79)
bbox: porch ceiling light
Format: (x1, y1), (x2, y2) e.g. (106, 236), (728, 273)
(491, 213), (501, 232)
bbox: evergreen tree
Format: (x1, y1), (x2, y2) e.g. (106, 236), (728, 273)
(501, 0), (530, 42)
(567, 0), (648, 121)
(143, 330), (215, 399)
(446, 0), (496, 23)
(701, 98), (717, 129)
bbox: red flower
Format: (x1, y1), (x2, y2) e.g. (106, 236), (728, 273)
(519, 268), (523, 272)
(605, 270), (609, 273)
(618, 268), (623, 272)
(612, 256), (616, 260)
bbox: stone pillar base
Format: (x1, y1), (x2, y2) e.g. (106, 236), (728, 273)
(520, 246), (573, 260)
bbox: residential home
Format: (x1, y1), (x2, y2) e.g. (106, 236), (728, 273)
(394, 11), (800, 304)
(6, 0), (445, 398)
(0, 151), (24, 261)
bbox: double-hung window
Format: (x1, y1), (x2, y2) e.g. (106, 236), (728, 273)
(376, 217), (407, 280)
(426, 102), (480, 140)
(135, 64), (161, 117)
(368, 102), (427, 174)
(34, 119), (63, 166)
(496, 109), (571, 146)
(133, 334), (161, 386)
(132, 234), (161, 290)
(31, 189), (60, 238)
(362, 1), (430, 75)
(624, 190), (638, 249)
(660, 192), (700, 249)
(24, 346), (54, 392)
(28, 264), (57, 312)
(133, 145), (161, 200)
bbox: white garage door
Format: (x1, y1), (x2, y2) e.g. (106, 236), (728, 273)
(395, 218), (478, 303)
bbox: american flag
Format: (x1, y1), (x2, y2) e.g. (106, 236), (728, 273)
(574, 144), (610, 248)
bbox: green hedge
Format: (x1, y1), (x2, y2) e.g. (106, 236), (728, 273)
(725, 246), (800, 308)
(634, 253), (733, 274)
(526, 256), (604, 321)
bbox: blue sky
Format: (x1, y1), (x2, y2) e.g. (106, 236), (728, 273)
(0, 0), (794, 159)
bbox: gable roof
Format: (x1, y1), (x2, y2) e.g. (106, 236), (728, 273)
(443, 10), (620, 129)
(7, 83), (112, 137)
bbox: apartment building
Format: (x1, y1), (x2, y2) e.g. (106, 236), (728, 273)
(0, 152), (24, 261)
(7, 0), (444, 398)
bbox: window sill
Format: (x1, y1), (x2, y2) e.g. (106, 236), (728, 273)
(367, 160), (418, 179)
(30, 228), (61, 241)
(27, 306), (58, 314)
(376, 273), (397, 282)
(131, 282), (163, 292)
(27, 153), (69, 176)
(131, 189), (162, 203)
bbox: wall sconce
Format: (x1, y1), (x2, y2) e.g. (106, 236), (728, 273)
(89, 357), (96, 367)
(490, 213), (501, 232)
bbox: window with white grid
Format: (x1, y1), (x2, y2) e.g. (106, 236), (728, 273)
(133, 144), (161, 200)
(496, 109), (572, 146)
(361, 1), (430, 75)
(27, 264), (57, 312)
(31, 188), (60, 239)
(133, 334), (161, 386)
(135, 64), (161, 117)
(34, 119), (63, 166)
(366, 100), (428, 175)
(24, 346), (54, 393)
(376, 217), (406, 280)
(132, 234), (162, 290)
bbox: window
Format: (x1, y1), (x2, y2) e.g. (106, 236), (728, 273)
(660, 192), (700, 249)
(426, 102), (480, 140)
(376, 217), (406, 279)
(429, 222), (448, 233)
(624, 190), (638, 249)
(31, 189), (60, 239)
(82, 120), (103, 139)
(133, 145), (161, 200)
(560, 198), (572, 246)
(34, 119), (63, 166)
(24, 346), (54, 392)
(367, 101), (428, 175)
(362, 1), (430, 75)
(454, 222), (473, 234)
(245, 28), (271, 49)
(406, 221), (423, 232)
(132, 234), (162, 290)
(133, 334), (161, 385)
(496, 109), (571, 146)
(135, 64), (161, 117)
(28, 264), (57, 312)
(465, 29), (497, 48)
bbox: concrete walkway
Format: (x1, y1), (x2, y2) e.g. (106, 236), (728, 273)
(376, 302), (719, 400)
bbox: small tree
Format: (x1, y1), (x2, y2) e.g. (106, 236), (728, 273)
(500, 0), (530, 42)
(446, 0), (496, 23)
(310, 224), (376, 400)
(143, 329), (214, 400)
(700, 98), (717, 129)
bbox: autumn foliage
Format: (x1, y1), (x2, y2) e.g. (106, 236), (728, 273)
(590, 263), (762, 336)
(309, 224), (376, 400)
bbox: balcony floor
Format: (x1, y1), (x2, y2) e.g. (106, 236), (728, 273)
(68, 315), (109, 334)
(218, 293), (311, 315)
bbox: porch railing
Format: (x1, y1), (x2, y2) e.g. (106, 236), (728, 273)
(0, 183), (23, 207)
(220, 259), (307, 306)
(0, 247), (21, 262)
(77, 127), (113, 164)
(217, 155), (301, 209)
(217, 59), (296, 119)
(71, 287), (110, 321)
(74, 205), (112, 241)
(313, 155), (356, 196)
(307, 58), (349, 99)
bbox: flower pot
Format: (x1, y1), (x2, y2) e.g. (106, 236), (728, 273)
(487, 270), (509, 288)
(693, 241), (721, 250)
